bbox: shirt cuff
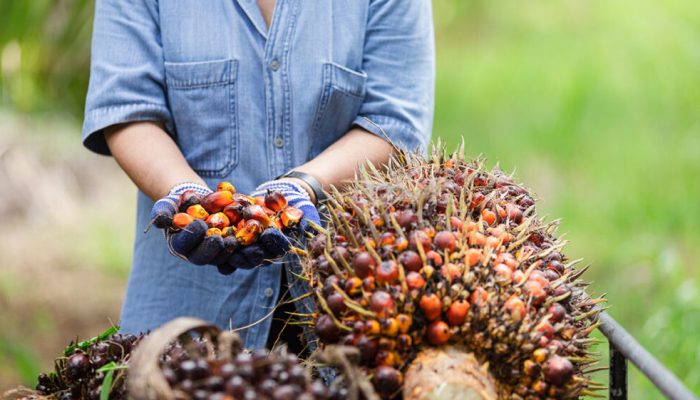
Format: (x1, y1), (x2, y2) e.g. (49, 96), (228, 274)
(82, 103), (173, 156)
(352, 114), (430, 153)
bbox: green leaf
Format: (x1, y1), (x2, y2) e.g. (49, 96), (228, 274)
(100, 370), (114, 400)
(96, 361), (128, 373)
(63, 325), (119, 356)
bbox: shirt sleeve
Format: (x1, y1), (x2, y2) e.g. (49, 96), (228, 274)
(82, 0), (173, 156)
(352, 0), (435, 152)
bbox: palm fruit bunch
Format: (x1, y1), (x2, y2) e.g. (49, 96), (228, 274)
(158, 343), (346, 400)
(34, 327), (142, 400)
(303, 146), (604, 399)
(166, 182), (303, 247)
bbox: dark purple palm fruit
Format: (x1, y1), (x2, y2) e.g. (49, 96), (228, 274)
(66, 350), (92, 383)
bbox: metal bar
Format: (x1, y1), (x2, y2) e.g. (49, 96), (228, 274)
(609, 342), (628, 400)
(598, 311), (698, 400)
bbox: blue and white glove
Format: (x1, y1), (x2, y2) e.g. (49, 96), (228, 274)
(252, 180), (321, 233)
(149, 182), (212, 229)
(149, 183), (227, 265)
(217, 180), (321, 272)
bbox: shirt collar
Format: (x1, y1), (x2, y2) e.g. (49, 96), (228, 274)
(236, 0), (270, 40)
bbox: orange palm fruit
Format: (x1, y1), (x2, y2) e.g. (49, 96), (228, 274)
(264, 190), (288, 212)
(405, 271), (426, 290)
(397, 334), (413, 349)
(233, 193), (254, 206)
(206, 227), (222, 236)
(280, 206), (304, 228)
(396, 314), (412, 333)
(446, 299), (470, 326)
(344, 277), (363, 297)
(381, 318), (399, 337)
(366, 319), (382, 336)
(206, 212), (230, 230)
(178, 190), (202, 212)
(216, 181), (236, 194)
(504, 295), (526, 322)
(223, 204), (244, 225)
(419, 293), (442, 321)
(440, 263), (462, 281)
(433, 231), (457, 252)
(465, 249), (481, 267)
(470, 286), (488, 307)
(426, 320), (451, 345)
(426, 250), (443, 267)
(242, 204), (271, 227)
(235, 219), (264, 245)
(254, 196), (265, 207)
(200, 191), (234, 213)
(186, 204), (209, 220)
(378, 232), (396, 247)
(394, 237), (409, 252)
(481, 208), (497, 225)
(172, 213), (194, 229)
(221, 226), (235, 237)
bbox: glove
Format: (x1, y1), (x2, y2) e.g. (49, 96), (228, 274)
(215, 180), (320, 273)
(212, 180), (320, 274)
(251, 180), (321, 233)
(149, 182), (226, 265)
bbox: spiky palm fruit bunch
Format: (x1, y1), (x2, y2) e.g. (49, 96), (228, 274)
(35, 328), (142, 400)
(302, 147), (604, 399)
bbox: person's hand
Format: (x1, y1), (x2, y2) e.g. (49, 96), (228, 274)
(149, 182), (229, 265)
(252, 180), (321, 233)
(214, 180), (321, 273)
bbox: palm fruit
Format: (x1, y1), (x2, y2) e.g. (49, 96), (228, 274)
(216, 181), (237, 194)
(302, 146), (604, 399)
(161, 188), (305, 263)
(35, 328), (142, 400)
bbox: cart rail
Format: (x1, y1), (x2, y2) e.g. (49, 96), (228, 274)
(599, 311), (697, 400)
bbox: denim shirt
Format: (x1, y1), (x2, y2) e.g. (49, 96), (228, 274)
(82, 0), (434, 348)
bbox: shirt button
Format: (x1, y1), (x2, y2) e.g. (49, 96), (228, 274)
(269, 59), (280, 71)
(264, 287), (274, 298)
(274, 136), (284, 148)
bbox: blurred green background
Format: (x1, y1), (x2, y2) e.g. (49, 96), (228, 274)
(1, 0), (698, 398)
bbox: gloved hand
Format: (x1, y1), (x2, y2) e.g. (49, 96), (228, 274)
(217, 180), (320, 272)
(149, 183), (224, 265)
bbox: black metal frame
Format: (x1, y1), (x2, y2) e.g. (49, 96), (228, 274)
(598, 312), (698, 400)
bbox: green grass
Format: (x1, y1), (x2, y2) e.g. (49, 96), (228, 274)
(434, 1), (700, 398)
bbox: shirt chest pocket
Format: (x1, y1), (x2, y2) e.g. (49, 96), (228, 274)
(309, 62), (367, 157)
(165, 59), (238, 177)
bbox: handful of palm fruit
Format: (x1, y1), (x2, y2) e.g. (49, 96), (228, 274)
(155, 182), (304, 254)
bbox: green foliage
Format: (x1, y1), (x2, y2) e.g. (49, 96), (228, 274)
(0, 337), (42, 385)
(0, 0), (93, 117)
(1, 0), (699, 398)
(433, 1), (700, 398)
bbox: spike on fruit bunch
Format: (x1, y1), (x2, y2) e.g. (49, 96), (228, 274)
(167, 183), (303, 249)
(303, 144), (605, 399)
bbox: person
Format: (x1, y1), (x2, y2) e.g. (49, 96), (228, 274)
(82, 0), (435, 351)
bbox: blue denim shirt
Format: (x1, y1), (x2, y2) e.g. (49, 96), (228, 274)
(82, 0), (434, 348)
